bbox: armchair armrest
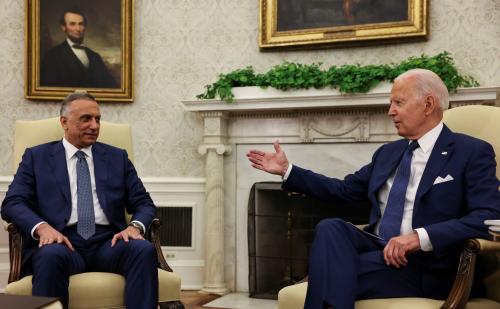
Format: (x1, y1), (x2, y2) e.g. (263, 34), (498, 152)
(5, 222), (23, 283)
(148, 218), (173, 272)
(441, 238), (500, 309)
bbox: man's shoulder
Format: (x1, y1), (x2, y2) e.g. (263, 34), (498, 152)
(93, 142), (128, 156)
(451, 131), (489, 146)
(44, 41), (69, 56)
(28, 140), (61, 152)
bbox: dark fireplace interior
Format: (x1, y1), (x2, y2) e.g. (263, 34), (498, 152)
(248, 182), (370, 299)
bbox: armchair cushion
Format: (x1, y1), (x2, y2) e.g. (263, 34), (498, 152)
(5, 269), (181, 309)
(278, 282), (500, 309)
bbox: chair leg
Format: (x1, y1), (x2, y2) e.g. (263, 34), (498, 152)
(159, 300), (185, 309)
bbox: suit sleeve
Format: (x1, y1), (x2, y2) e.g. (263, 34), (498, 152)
(123, 151), (156, 229)
(282, 146), (382, 203)
(425, 141), (500, 255)
(1, 149), (45, 237)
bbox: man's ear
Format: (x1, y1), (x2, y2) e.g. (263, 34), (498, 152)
(60, 116), (68, 131)
(424, 95), (437, 116)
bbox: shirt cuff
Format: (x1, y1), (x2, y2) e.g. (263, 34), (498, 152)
(31, 221), (47, 240)
(282, 163), (293, 181)
(131, 220), (146, 234)
(415, 228), (434, 251)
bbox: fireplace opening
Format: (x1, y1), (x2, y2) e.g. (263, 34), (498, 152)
(248, 182), (370, 299)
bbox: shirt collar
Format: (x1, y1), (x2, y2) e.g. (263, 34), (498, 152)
(62, 138), (93, 160)
(414, 122), (444, 154)
(67, 38), (84, 49)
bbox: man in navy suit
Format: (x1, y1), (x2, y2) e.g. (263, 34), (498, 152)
(1, 93), (157, 309)
(40, 8), (118, 88)
(247, 69), (500, 309)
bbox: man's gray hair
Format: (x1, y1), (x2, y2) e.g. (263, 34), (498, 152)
(60, 92), (96, 116)
(395, 69), (450, 110)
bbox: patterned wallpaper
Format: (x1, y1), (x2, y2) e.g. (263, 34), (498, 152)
(0, 0), (499, 177)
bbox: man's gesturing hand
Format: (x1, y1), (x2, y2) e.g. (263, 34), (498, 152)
(246, 140), (290, 176)
(383, 232), (421, 268)
(35, 223), (74, 251)
(111, 225), (145, 247)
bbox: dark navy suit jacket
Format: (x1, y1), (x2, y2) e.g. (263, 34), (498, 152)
(40, 41), (118, 88)
(283, 125), (500, 289)
(1, 141), (156, 269)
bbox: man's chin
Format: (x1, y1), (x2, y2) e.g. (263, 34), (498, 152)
(67, 36), (84, 44)
(83, 137), (98, 146)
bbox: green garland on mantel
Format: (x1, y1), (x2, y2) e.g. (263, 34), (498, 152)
(196, 52), (479, 103)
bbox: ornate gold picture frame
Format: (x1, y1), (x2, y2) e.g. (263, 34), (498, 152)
(259, 0), (427, 49)
(25, 0), (134, 102)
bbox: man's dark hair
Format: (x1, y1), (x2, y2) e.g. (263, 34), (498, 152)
(59, 8), (88, 26)
(60, 92), (96, 116)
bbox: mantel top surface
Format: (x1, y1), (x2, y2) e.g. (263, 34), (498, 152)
(182, 86), (499, 113)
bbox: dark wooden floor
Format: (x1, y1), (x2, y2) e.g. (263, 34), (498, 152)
(180, 290), (224, 309)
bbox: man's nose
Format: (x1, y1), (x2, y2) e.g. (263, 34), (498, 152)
(89, 119), (99, 129)
(387, 103), (396, 116)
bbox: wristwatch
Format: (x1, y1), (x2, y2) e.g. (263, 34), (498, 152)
(128, 221), (144, 235)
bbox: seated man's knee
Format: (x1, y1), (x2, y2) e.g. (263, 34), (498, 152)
(125, 240), (156, 258)
(315, 218), (348, 232)
(33, 244), (72, 267)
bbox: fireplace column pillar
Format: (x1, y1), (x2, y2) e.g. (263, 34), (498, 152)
(198, 111), (231, 295)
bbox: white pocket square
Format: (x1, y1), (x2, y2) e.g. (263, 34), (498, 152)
(433, 174), (454, 185)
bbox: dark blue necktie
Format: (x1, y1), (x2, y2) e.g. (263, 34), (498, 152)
(379, 141), (419, 240)
(75, 151), (95, 239)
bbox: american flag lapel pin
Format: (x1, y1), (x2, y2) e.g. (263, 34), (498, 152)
(441, 151), (448, 155)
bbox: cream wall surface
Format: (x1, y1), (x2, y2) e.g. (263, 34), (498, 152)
(0, 0), (499, 176)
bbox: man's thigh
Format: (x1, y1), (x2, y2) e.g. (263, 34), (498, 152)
(90, 239), (155, 274)
(356, 250), (423, 300)
(32, 243), (86, 275)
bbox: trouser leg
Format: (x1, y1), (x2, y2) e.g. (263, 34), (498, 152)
(356, 250), (423, 300)
(31, 243), (85, 309)
(93, 239), (159, 309)
(304, 219), (381, 309)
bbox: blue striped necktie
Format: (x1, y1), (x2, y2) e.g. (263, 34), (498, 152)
(75, 151), (95, 239)
(379, 141), (419, 240)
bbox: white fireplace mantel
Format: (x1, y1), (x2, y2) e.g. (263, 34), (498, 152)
(183, 86), (499, 113)
(181, 86), (499, 293)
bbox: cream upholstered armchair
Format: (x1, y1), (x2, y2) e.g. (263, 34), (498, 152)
(278, 105), (500, 309)
(4, 117), (184, 309)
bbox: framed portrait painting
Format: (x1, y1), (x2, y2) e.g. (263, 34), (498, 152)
(25, 0), (134, 102)
(259, 0), (428, 49)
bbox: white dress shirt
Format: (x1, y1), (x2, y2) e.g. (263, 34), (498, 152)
(62, 138), (110, 226)
(283, 122), (444, 251)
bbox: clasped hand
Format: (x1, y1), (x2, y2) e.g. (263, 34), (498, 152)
(111, 225), (144, 247)
(383, 232), (421, 268)
(36, 223), (74, 251)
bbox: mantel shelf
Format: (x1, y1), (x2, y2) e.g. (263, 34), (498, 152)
(182, 86), (499, 113)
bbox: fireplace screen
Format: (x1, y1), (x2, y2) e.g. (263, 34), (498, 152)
(248, 182), (370, 299)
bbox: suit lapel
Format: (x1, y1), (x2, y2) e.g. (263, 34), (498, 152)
(415, 125), (454, 200)
(372, 140), (408, 194)
(49, 142), (71, 206)
(92, 143), (108, 211)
